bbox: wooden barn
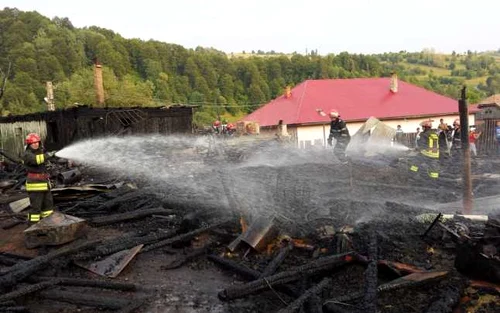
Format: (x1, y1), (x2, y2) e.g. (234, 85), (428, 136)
(0, 105), (194, 158)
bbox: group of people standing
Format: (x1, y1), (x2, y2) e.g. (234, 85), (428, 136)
(409, 118), (481, 180)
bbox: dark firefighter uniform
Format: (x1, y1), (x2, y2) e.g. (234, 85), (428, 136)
(328, 118), (350, 162)
(23, 146), (54, 222)
(410, 128), (439, 179)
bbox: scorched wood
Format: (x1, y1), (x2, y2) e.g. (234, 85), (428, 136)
(218, 252), (355, 301)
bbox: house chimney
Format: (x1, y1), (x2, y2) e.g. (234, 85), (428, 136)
(45, 81), (55, 111)
(284, 86), (292, 98)
(390, 72), (398, 93)
(93, 58), (105, 107)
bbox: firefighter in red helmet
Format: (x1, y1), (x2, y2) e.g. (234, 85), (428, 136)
(327, 110), (350, 163)
(212, 120), (221, 134)
(23, 133), (57, 223)
(410, 120), (439, 180)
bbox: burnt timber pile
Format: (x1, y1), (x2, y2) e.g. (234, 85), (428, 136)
(1, 142), (500, 313)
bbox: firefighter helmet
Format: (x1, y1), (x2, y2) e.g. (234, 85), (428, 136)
(329, 110), (339, 118)
(420, 120), (432, 128)
(25, 133), (41, 144)
(227, 123), (234, 130)
(213, 120), (221, 127)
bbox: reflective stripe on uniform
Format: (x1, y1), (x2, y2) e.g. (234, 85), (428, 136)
(429, 172), (439, 178)
(36, 154), (45, 165)
(28, 213), (40, 222)
(26, 182), (49, 191)
(41, 210), (53, 218)
(422, 133), (439, 158)
(410, 165), (419, 172)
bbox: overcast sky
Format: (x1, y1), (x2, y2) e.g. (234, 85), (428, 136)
(5, 0), (500, 55)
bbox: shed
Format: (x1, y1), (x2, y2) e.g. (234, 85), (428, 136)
(0, 105), (194, 158)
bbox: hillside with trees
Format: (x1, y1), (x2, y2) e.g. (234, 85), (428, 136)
(1, 7), (499, 126)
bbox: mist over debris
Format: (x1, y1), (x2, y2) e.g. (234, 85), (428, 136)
(56, 134), (476, 232)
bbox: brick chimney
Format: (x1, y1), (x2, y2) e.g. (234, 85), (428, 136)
(93, 58), (105, 107)
(390, 72), (398, 93)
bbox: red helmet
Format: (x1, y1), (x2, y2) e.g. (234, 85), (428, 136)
(227, 123), (234, 130)
(25, 133), (41, 144)
(213, 120), (221, 127)
(329, 110), (339, 118)
(420, 120), (432, 128)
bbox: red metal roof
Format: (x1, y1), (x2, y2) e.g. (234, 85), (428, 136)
(242, 78), (469, 127)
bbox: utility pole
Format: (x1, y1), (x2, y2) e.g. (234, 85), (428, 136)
(45, 81), (55, 111)
(458, 86), (472, 214)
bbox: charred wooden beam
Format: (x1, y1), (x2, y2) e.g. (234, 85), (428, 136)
(94, 190), (148, 211)
(207, 254), (261, 280)
(207, 254), (301, 298)
(0, 280), (60, 302)
(89, 207), (174, 226)
(323, 271), (449, 307)
(0, 240), (100, 291)
(73, 230), (177, 260)
(260, 242), (293, 278)
(30, 276), (137, 291)
(141, 220), (231, 253)
(218, 252), (355, 301)
(38, 289), (131, 310)
(0, 306), (29, 312)
(277, 277), (331, 313)
(422, 213), (443, 238)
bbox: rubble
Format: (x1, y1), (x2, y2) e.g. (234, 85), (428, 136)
(1, 147), (500, 313)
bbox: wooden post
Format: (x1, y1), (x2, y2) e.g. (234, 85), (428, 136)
(45, 81), (55, 111)
(93, 60), (105, 107)
(458, 86), (473, 214)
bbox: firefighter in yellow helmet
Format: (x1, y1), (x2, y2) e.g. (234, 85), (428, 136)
(23, 133), (57, 223)
(410, 120), (439, 179)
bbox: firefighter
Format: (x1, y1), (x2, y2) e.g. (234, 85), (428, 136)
(410, 120), (439, 179)
(212, 120), (221, 134)
(23, 133), (56, 223)
(226, 123), (236, 136)
(327, 110), (350, 163)
(450, 119), (462, 154)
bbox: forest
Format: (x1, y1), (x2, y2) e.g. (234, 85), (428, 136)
(1, 7), (499, 126)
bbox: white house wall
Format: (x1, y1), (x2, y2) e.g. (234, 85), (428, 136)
(296, 114), (475, 149)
